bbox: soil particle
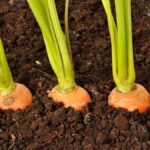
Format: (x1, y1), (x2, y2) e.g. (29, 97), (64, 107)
(114, 115), (129, 131)
(86, 0), (97, 5)
(137, 125), (149, 140)
(0, 15), (4, 26)
(96, 132), (107, 144)
(84, 112), (94, 125)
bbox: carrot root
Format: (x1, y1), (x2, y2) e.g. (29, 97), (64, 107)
(108, 83), (150, 113)
(49, 85), (91, 110)
(0, 83), (32, 111)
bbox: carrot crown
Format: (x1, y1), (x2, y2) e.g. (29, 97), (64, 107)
(101, 0), (135, 93)
(27, 0), (76, 93)
(0, 39), (14, 95)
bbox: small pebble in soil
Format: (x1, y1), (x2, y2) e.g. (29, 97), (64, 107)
(114, 115), (129, 131)
(9, 0), (15, 6)
(35, 60), (42, 65)
(84, 113), (93, 125)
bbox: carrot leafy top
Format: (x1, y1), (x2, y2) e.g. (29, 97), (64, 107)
(102, 0), (135, 92)
(28, 0), (76, 92)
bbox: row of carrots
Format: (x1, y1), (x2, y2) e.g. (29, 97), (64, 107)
(0, 0), (149, 113)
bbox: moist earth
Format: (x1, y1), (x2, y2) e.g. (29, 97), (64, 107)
(0, 0), (150, 149)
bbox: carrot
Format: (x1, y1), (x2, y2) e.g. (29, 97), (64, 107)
(102, 0), (150, 113)
(0, 39), (32, 110)
(0, 83), (32, 111)
(49, 86), (91, 110)
(109, 84), (150, 113)
(28, 0), (91, 110)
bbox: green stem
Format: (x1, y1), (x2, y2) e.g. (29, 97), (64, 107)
(125, 0), (135, 84)
(115, 0), (128, 82)
(48, 0), (75, 92)
(28, 0), (76, 92)
(65, 0), (72, 61)
(0, 39), (14, 95)
(102, 0), (135, 93)
(115, 0), (135, 92)
(101, 0), (120, 86)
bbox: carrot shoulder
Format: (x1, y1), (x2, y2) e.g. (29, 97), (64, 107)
(0, 83), (32, 111)
(108, 83), (150, 113)
(49, 85), (91, 110)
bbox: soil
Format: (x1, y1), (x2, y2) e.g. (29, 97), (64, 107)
(0, 0), (150, 149)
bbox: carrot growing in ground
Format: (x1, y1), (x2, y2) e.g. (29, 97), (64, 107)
(27, 0), (91, 110)
(0, 39), (32, 110)
(101, 0), (150, 113)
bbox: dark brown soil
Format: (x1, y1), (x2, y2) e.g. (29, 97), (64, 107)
(0, 0), (150, 149)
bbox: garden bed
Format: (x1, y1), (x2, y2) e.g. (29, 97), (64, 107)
(0, 0), (150, 149)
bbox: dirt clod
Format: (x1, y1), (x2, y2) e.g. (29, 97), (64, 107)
(114, 115), (129, 131)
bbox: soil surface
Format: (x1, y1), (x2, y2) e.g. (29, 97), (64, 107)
(0, 0), (150, 149)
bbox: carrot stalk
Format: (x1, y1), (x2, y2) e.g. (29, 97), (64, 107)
(0, 39), (14, 96)
(101, 0), (135, 93)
